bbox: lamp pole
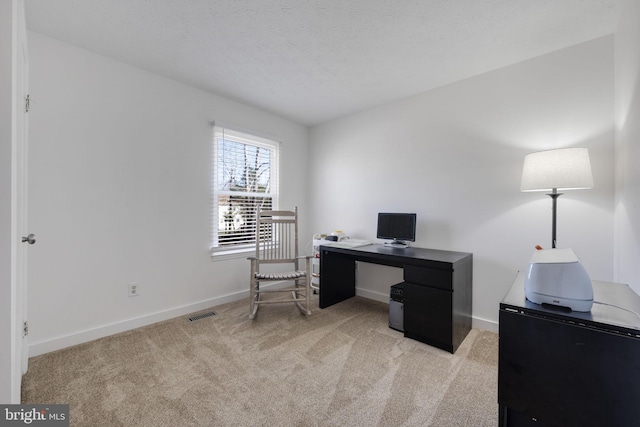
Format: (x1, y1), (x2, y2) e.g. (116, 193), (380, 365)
(547, 188), (563, 249)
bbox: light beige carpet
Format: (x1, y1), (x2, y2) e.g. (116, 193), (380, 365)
(22, 294), (498, 426)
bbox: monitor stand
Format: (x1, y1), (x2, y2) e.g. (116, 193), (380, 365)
(384, 240), (408, 248)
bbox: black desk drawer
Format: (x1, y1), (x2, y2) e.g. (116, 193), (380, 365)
(404, 265), (452, 290)
(403, 282), (453, 351)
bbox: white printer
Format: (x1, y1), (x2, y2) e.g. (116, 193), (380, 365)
(525, 248), (593, 312)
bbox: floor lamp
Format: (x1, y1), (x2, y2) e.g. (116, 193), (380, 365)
(520, 148), (594, 249)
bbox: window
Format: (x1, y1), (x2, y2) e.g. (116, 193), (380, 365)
(211, 125), (279, 255)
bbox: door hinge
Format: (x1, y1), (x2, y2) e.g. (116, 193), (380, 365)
(25, 94), (30, 113)
(23, 321), (28, 337)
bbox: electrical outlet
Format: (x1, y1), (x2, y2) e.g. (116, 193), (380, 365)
(128, 282), (139, 297)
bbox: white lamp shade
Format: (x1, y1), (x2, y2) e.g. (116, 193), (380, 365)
(521, 148), (594, 192)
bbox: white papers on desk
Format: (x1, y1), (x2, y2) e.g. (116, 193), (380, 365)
(327, 239), (372, 248)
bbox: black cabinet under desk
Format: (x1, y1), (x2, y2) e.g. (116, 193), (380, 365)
(498, 272), (640, 427)
(319, 244), (472, 353)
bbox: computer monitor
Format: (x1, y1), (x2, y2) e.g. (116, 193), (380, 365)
(376, 213), (417, 247)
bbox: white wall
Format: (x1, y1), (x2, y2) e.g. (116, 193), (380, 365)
(614, 0), (640, 294)
(0, 0), (15, 404)
(309, 37), (615, 329)
(27, 32), (309, 356)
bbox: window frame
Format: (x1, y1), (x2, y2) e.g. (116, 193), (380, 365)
(210, 125), (279, 258)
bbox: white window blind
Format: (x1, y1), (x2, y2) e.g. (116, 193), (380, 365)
(211, 125), (279, 254)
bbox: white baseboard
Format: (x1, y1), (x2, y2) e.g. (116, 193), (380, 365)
(31, 283), (499, 357)
(29, 280), (300, 357)
(472, 316), (498, 333)
(356, 287), (389, 303)
(29, 290), (250, 357)
(356, 286), (499, 333)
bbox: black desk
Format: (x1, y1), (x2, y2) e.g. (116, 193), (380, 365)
(319, 244), (473, 353)
(499, 272), (640, 427)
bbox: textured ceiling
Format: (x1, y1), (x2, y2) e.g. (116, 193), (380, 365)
(25, 0), (621, 126)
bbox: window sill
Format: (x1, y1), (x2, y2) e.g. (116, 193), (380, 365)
(210, 246), (254, 262)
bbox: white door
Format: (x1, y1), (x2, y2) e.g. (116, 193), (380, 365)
(14, 0), (30, 376)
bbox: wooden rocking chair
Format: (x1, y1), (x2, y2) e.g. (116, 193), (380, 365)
(248, 207), (312, 319)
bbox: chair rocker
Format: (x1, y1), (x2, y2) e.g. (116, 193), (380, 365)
(248, 207), (312, 319)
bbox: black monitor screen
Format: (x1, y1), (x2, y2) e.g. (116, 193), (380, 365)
(376, 213), (417, 242)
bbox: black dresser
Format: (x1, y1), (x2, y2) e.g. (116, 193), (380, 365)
(499, 272), (640, 427)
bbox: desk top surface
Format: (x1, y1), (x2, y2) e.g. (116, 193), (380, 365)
(502, 272), (640, 334)
(320, 243), (471, 265)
